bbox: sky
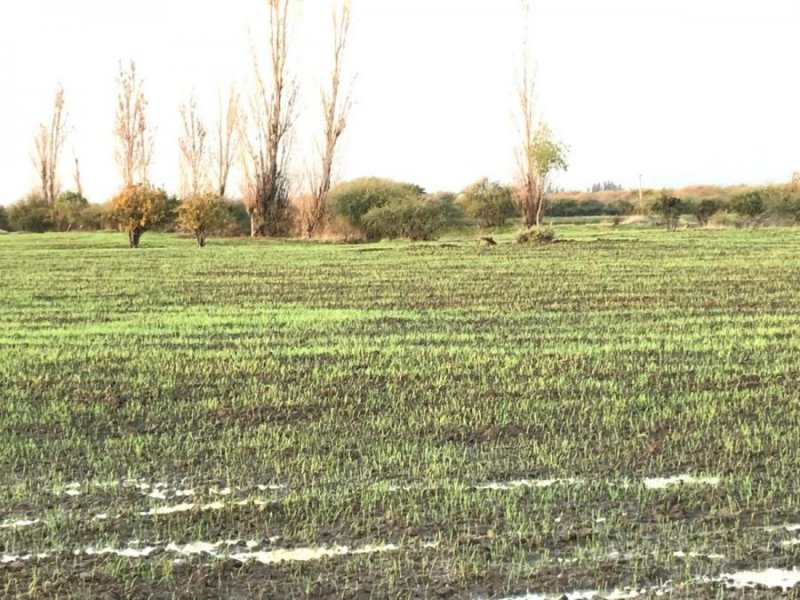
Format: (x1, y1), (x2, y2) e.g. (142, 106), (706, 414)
(1, 0), (799, 204)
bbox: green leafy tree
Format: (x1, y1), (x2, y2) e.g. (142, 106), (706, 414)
(516, 123), (569, 227)
(731, 190), (766, 225)
(361, 196), (462, 241)
(693, 198), (722, 227)
(0, 206), (9, 231)
(53, 191), (89, 231)
(651, 194), (684, 231)
(457, 179), (518, 227)
(110, 184), (169, 248)
(330, 178), (424, 232)
(177, 194), (230, 247)
(7, 194), (53, 232)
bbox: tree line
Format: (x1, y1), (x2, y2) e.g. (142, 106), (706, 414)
(1, 0), (577, 247)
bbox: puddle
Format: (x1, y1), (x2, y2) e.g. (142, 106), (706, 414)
(139, 500), (226, 517)
(643, 474), (720, 489)
(230, 543), (400, 565)
(476, 479), (581, 491)
(0, 518), (39, 529)
(673, 550), (725, 561)
(720, 568), (800, 591)
(84, 546), (157, 558)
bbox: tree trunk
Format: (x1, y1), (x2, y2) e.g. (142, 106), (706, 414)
(196, 231), (206, 247)
(128, 229), (142, 248)
(250, 214), (258, 238)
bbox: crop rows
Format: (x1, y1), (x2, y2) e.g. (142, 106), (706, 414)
(2, 227), (800, 598)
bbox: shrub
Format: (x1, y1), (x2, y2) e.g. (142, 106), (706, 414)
(330, 178), (424, 230)
(547, 198), (632, 217)
(693, 198), (723, 227)
(0, 206), (9, 232)
(7, 194), (53, 233)
(457, 178), (518, 227)
(764, 188), (800, 222)
(608, 199), (636, 216)
(177, 194), (230, 247)
(730, 190), (766, 225)
(79, 203), (114, 231)
(218, 200), (252, 237)
(706, 211), (745, 229)
(651, 194), (684, 231)
(361, 196), (462, 241)
(110, 185), (170, 248)
(516, 226), (555, 244)
(53, 191), (89, 231)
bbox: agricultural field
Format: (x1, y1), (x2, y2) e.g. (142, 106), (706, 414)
(2, 227), (800, 599)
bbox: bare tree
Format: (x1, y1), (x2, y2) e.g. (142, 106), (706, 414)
(303, 0), (353, 238)
(240, 0), (296, 238)
(514, 3), (542, 228)
(73, 155), (83, 199)
(32, 86), (67, 205)
(211, 85), (240, 199)
(513, 4), (567, 228)
(178, 95), (209, 197)
(114, 61), (153, 188)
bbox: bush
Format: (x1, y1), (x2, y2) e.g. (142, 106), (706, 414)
(547, 198), (632, 217)
(79, 203), (114, 231)
(651, 194), (684, 231)
(7, 194), (53, 233)
(516, 227), (555, 244)
(706, 211), (745, 229)
(457, 179), (518, 227)
(361, 196), (462, 241)
(177, 194), (230, 247)
(693, 198), (723, 227)
(53, 191), (89, 231)
(110, 185), (170, 248)
(730, 190), (766, 225)
(608, 199), (636, 216)
(218, 200), (251, 237)
(764, 188), (800, 222)
(0, 206), (9, 232)
(330, 178), (424, 230)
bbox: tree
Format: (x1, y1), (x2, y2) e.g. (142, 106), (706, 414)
(73, 156), (83, 199)
(32, 86), (67, 206)
(731, 190), (767, 225)
(361, 195), (462, 241)
(177, 193), (229, 247)
(518, 124), (568, 227)
(53, 191), (89, 231)
(0, 206), (9, 231)
(590, 181), (623, 193)
(304, 0), (353, 238)
(457, 179), (518, 227)
(115, 61), (153, 188)
(652, 194), (684, 231)
(693, 198), (722, 227)
(330, 178), (424, 233)
(7, 195), (53, 232)
(178, 96), (208, 198)
(110, 184), (169, 248)
(240, 0), (296, 238)
(211, 85), (240, 199)
(513, 7), (568, 228)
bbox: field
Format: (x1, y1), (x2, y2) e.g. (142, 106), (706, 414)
(2, 227), (800, 599)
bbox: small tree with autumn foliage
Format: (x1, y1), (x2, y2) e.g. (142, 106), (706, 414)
(178, 194), (229, 247)
(110, 184), (169, 248)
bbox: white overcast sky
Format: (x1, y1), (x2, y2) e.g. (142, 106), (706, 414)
(1, 0), (798, 204)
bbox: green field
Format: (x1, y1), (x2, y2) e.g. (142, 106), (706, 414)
(2, 227), (800, 599)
